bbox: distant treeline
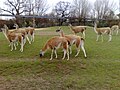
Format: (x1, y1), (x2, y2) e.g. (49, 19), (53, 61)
(0, 17), (120, 30)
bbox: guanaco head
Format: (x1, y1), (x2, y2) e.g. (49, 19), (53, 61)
(56, 27), (62, 32)
(39, 50), (44, 57)
(13, 23), (19, 29)
(56, 28), (71, 45)
(56, 27), (65, 37)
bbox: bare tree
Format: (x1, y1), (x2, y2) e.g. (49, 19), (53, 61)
(23, 0), (48, 27)
(0, 8), (2, 14)
(119, 0), (120, 12)
(1, 0), (28, 24)
(72, 0), (92, 24)
(54, 1), (71, 25)
(35, 0), (49, 16)
(117, 0), (120, 18)
(1, 0), (48, 16)
(24, 0), (49, 16)
(94, 0), (117, 20)
(55, 1), (71, 18)
(1, 0), (48, 26)
(24, 0), (34, 15)
(1, 0), (27, 16)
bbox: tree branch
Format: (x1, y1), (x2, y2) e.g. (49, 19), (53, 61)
(1, 8), (15, 15)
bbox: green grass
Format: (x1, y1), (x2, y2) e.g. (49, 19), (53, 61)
(0, 26), (120, 90)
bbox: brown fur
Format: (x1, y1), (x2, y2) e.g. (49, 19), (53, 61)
(40, 36), (69, 60)
(25, 27), (35, 35)
(2, 24), (24, 52)
(69, 24), (86, 33)
(7, 32), (23, 43)
(94, 22), (112, 42)
(13, 24), (35, 36)
(111, 25), (119, 30)
(3, 24), (24, 43)
(64, 35), (81, 46)
(69, 24), (86, 38)
(111, 25), (119, 35)
(10, 29), (26, 36)
(56, 29), (83, 48)
(42, 36), (68, 51)
(13, 24), (35, 44)
(56, 29), (87, 58)
(96, 27), (111, 35)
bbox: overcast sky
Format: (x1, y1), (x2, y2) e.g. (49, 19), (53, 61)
(48, 0), (119, 13)
(0, 0), (119, 14)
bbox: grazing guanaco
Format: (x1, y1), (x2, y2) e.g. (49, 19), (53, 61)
(39, 36), (69, 60)
(2, 27), (25, 52)
(94, 22), (112, 42)
(56, 28), (87, 58)
(111, 25), (119, 35)
(69, 24), (86, 39)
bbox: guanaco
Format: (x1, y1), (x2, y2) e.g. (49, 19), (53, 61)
(56, 28), (87, 58)
(39, 36), (69, 60)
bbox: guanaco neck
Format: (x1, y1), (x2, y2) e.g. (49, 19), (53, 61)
(5, 29), (9, 35)
(15, 24), (19, 30)
(94, 22), (98, 33)
(42, 43), (48, 52)
(60, 30), (65, 37)
(3, 28), (9, 42)
(69, 24), (74, 30)
(3, 25), (9, 35)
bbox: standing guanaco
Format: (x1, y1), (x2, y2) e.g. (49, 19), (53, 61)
(94, 22), (112, 42)
(69, 24), (86, 39)
(56, 28), (87, 58)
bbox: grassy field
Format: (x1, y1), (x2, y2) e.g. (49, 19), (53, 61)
(0, 26), (120, 90)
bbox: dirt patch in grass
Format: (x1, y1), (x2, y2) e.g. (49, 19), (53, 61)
(0, 76), (51, 90)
